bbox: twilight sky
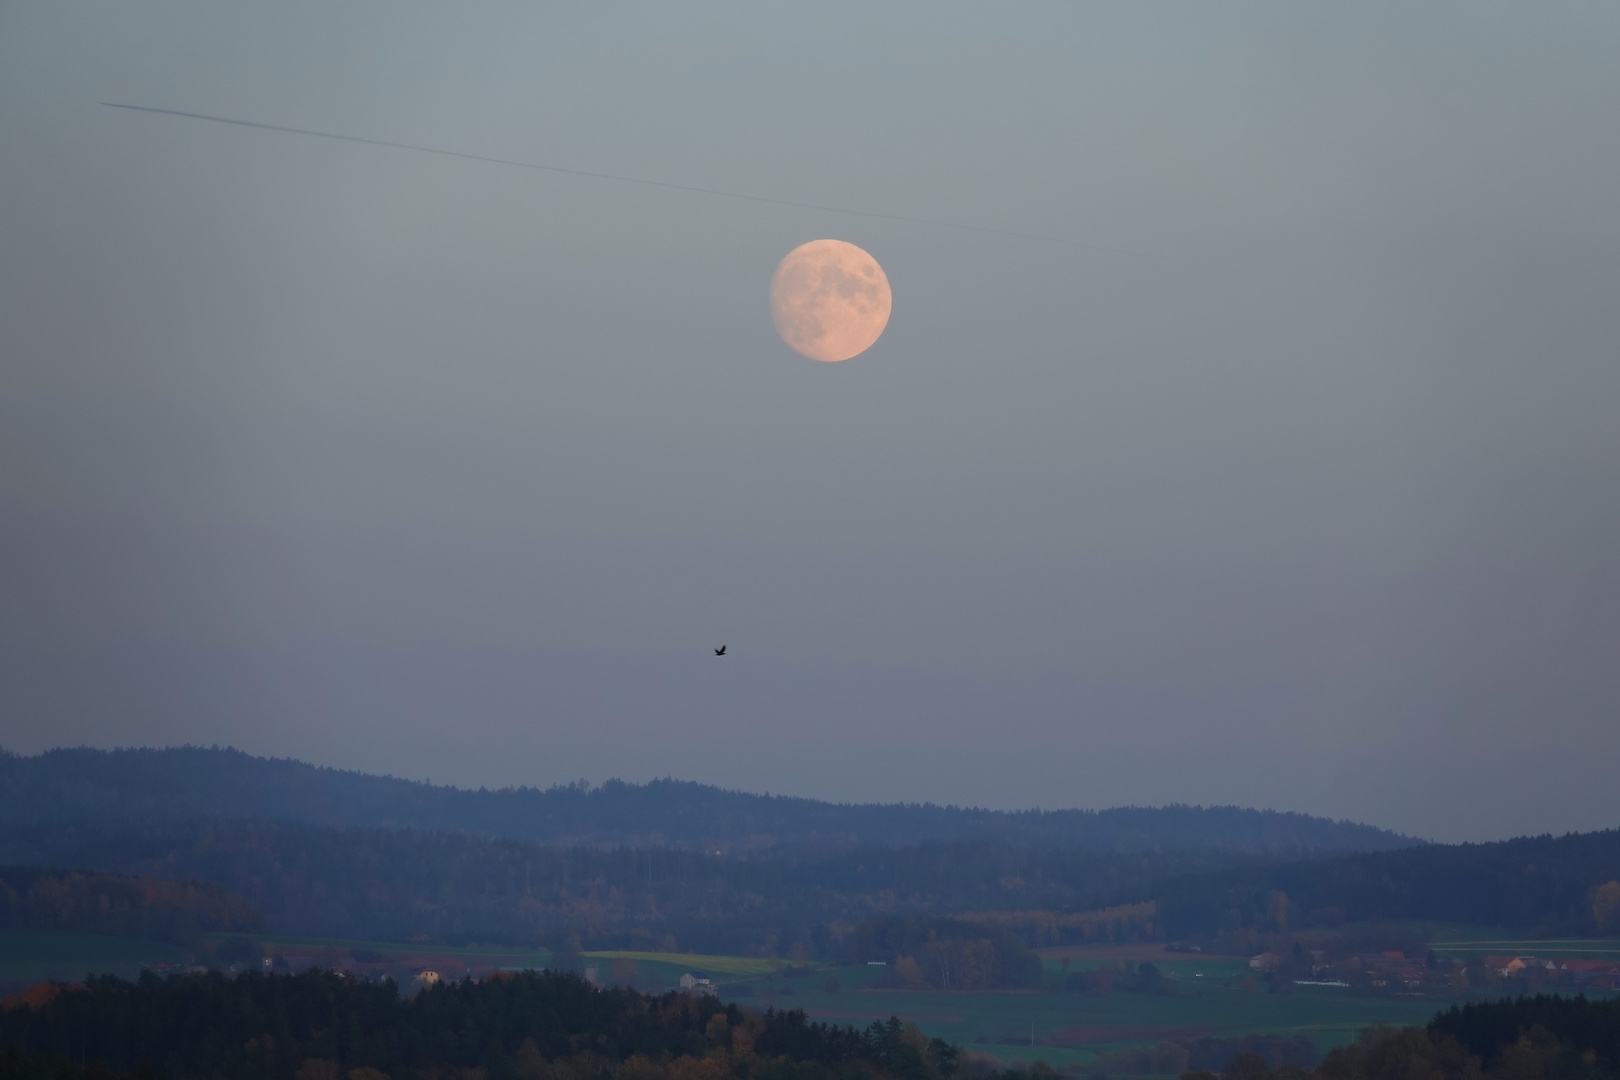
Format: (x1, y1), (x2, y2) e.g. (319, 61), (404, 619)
(2, 3), (1617, 843)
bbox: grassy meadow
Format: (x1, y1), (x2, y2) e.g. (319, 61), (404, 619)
(1427, 939), (1620, 959)
(582, 950), (778, 981)
(701, 946), (1458, 1068)
(0, 929), (189, 983)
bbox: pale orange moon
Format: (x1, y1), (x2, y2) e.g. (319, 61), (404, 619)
(769, 239), (892, 362)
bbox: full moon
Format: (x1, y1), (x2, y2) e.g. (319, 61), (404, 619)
(769, 239), (892, 362)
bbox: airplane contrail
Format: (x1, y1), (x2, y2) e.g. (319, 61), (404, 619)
(101, 102), (1145, 258)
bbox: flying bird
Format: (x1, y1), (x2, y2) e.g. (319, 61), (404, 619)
(714, 646), (726, 656)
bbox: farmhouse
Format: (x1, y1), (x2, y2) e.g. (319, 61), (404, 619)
(1483, 956), (1620, 990)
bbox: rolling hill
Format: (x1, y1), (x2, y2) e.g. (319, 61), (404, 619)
(0, 746), (1413, 855)
(1155, 827), (1620, 940)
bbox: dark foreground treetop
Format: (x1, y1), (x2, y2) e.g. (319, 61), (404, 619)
(0, 969), (958, 1080)
(1429, 994), (1620, 1071)
(4, 971), (1619, 1080)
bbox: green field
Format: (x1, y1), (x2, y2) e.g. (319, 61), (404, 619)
(199, 932), (555, 965)
(1428, 939), (1620, 958)
(706, 955), (1459, 1068)
(795, 984), (1448, 1068)
(0, 929), (189, 983)
(583, 950), (777, 979)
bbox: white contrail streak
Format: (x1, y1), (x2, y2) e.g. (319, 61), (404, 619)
(102, 102), (1145, 258)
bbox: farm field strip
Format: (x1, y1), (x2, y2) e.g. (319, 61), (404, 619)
(1428, 940), (1620, 954)
(720, 978), (1462, 1062)
(581, 951), (778, 976)
(202, 932), (555, 961)
(0, 929), (188, 982)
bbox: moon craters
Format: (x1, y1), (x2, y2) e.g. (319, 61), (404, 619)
(770, 239), (891, 362)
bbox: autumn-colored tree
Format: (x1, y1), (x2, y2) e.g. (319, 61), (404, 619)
(616, 1054), (661, 1080)
(296, 1059), (343, 1080)
(515, 1039), (544, 1080)
(0, 983), (73, 1011)
(1592, 881), (1620, 930)
(1267, 890), (1289, 932)
(667, 1055), (724, 1080)
(892, 955), (926, 988)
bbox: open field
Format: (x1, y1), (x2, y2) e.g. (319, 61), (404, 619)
(1427, 940), (1620, 958)
(0, 929), (188, 984)
(1037, 945), (1219, 965)
(582, 951), (778, 979)
(201, 932), (553, 963)
(215, 934), (556, 979)
(717, 970), (1465, 1068)
(1035, 946), (1254, 982)
(707, 938), (1610, 1067)
(0, 930), (558, 986)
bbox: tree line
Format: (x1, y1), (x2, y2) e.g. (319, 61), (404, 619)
(1153, 828), (1620, 939)
(6, 821), (1620, 953)
(0, 969), (961, 1080)
(0, 867), (261, 944)
(0, 819), (1262, 954)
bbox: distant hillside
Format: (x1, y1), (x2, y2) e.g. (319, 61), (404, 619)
(0, 747), (1412, 855)
(4, 749), (1610, 949)
(0, 864), (261, 942)
(1156, 827), (1620, 940)
(0, 817), (1274, 951)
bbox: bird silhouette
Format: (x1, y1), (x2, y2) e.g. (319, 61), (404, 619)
(714, 645), (727, 656)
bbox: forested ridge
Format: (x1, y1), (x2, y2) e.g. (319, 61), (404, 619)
(0, 867), (261, 943)
(5, 749), (1619, 948)
(6, 821), (1620, 950)
(6, 816), (1620, 950)
(0, 748), (1410, 856)
(0, 819), (1232, 951)
(1155, 829), (1620, 939)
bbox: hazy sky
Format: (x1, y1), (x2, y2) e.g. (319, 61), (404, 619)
(3, 3), (1617, 842)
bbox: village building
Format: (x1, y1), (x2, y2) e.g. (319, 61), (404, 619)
(1484, 955), (1620, 990)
